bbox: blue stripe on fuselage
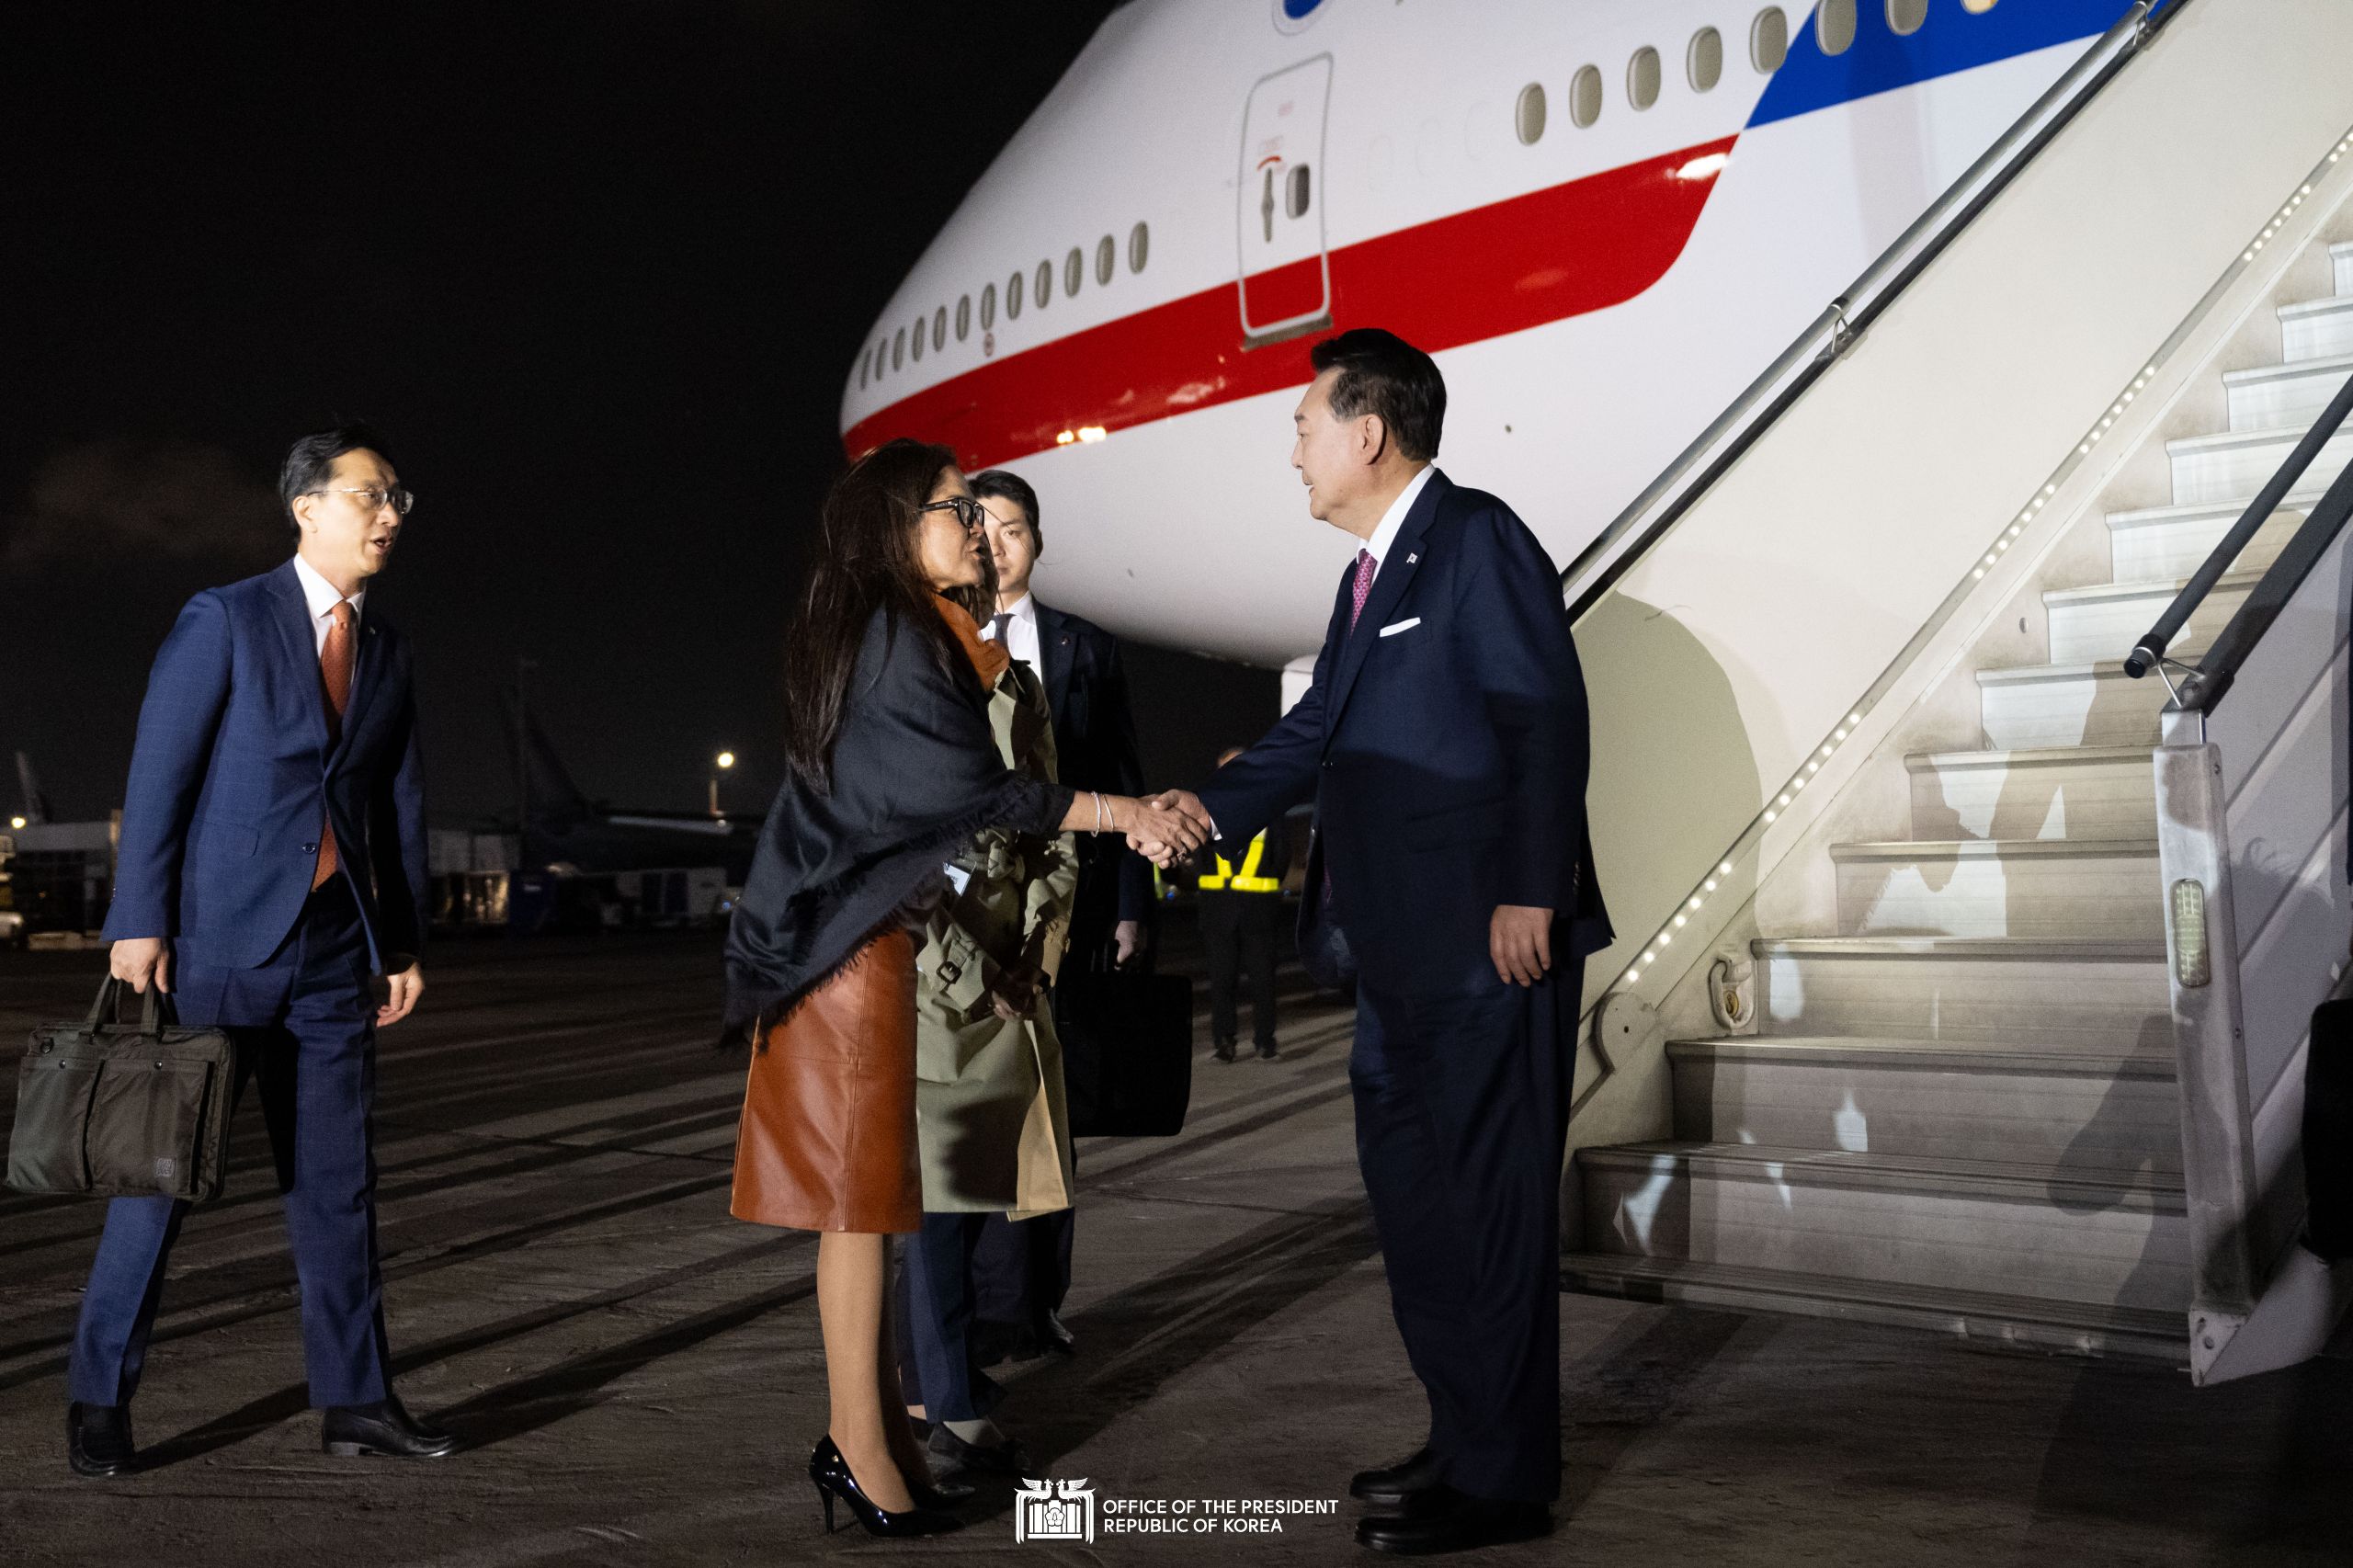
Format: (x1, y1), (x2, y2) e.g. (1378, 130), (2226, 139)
(1747, 0), (2162, 130)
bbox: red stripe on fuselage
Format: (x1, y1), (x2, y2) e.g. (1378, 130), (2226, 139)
(843, 135), (1737, 470)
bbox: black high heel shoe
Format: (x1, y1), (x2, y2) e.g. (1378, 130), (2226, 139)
(809, 1436), (961, 1538)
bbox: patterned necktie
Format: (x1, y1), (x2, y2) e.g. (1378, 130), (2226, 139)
(1348, 549), (1377, 631)
(988, 611), (1012, 643)
(311, 600), (356, 891)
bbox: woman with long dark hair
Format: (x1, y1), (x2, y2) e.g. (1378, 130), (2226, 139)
(724, 438), (1206, 1538)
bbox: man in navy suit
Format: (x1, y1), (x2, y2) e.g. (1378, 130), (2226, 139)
(1162, 331), (1609, 1554)
(67, 426), (452, 1476)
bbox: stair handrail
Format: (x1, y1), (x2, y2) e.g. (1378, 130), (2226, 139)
(2125, 369), (2353, 713)
(1561, 0), (2185, 617)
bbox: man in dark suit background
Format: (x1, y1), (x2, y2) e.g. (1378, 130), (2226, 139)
(1159, 330), (1610, 1554)
(962, 469), (1154, 1364)
(68, 426), (452, 1476)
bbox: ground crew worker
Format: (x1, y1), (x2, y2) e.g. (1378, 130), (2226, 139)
(1198, 747), (1290, 1062)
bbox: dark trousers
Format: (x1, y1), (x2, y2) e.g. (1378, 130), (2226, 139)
(899, 1211), (1007, 1422)
(68, 880), (391, 1409)
(972, 1176), (1074, 1333)
(1200, 891), (1279, 1048)
(1350, 955), (1580, 1505)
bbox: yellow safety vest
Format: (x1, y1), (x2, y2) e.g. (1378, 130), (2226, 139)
(1198, 833), (1280, 894)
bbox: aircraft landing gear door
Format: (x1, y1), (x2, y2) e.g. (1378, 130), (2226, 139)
(1237, 54), (1332, 347)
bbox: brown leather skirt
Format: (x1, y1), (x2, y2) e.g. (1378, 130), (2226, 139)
(730, 927), (922, 1234)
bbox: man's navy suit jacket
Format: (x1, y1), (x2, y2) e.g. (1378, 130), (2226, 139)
(101, 560), (428, 975)
(1034, 599), (1152, 926)
(1195, 470), (1611, 995)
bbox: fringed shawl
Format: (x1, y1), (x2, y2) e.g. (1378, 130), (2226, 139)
(724, 597), (1072, 1028)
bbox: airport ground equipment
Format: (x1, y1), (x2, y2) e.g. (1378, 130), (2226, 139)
(1553, 0), (2353, 1381)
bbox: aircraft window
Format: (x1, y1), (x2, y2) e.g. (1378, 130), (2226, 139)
(858, 347), (870, 390)
(1887, 0), (1927, 33)
(892, 327), (905, 369)
(876, 335), (888, 377)
(1286, 164), (1312, 219)
(981, 282), (997, 329)
(1007, 269), (1024, 319)
(1751, 7), (1788, 72)
(1035, 259), (1053, 309)
(1514, 83), (1546, 145)
(911, 312), (926, 362)
(956, 294), (972, 342)
(1627, 46), (1661, 110)
(1816, 0), (1856, 55)
(1064, 246), (1083, 298)
(1962, 0), (1997, 10)
(932, 306), (947, 352)
(1569, 64), (1602, 128)
(1688, 28), (1722, 91)
(1129, 221), (1150, 273)
(1094, 235), (1113, 287)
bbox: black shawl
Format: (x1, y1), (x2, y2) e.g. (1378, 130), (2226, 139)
(724, 603), (1075, 1028)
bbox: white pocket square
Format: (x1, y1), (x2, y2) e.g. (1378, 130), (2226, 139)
(1378, 617), (1421, 637)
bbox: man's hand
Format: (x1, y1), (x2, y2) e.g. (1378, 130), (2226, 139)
(109, 937), (172, 994)
(378, 963), (426, 1027)
(1490, 905), (1554, 988)
(1121, 790), (1213, 867)
(1114, 919), (1148, 968)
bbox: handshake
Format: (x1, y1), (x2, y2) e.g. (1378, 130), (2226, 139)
(1120, 788), (1215, 869)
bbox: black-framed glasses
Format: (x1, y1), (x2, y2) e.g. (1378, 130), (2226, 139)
(918, 495), (987, 531)
(308, 484), (415, 517)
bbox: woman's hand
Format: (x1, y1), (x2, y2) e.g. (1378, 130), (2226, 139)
(1115, 791), (1211, 865)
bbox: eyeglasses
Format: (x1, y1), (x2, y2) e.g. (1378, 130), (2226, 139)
(307, 485), (415, 517)
(917, 496), (987, 531)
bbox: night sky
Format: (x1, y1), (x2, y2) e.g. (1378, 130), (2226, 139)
(0, 2), (1277, 829)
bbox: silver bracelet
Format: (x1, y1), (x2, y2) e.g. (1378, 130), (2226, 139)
(1093, 790), (1108, 833)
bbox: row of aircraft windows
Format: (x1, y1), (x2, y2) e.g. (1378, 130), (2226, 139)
(1515, 0), (2002, 142)
(863, 222), (1152, 390)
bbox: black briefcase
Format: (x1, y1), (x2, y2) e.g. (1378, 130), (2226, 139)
(2304, 994), (2353, 1262)
(1054, 969), (1194, 1138)
(6, 980), (238, 1202)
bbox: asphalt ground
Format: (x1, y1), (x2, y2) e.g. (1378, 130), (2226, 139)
(2, 919), (2349, 1566)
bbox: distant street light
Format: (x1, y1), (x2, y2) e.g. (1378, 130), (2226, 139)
(710, 750), (736, 818)
(7, 816), (23, 831)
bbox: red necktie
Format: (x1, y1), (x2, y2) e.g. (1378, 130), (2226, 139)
(1348, 549), (1377, 631)
(311, 600), (356, 891)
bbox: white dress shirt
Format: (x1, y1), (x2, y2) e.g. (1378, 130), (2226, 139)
(1360, 463), (1436, 573)
(291, 553), (366, 656)
(983, 591), (1043, 676)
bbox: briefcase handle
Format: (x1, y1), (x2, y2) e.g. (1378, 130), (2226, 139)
(84, 977), (174, 1037)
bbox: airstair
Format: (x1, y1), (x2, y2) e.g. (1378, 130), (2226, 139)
(1555, 0), (2353, 1379)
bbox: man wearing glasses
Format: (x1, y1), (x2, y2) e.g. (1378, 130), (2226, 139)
(68, 426), (447, 1476)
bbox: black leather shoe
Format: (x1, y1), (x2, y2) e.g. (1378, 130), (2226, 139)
(1350, 1445), (1442, 1510)
(67, 1403), (135, 1478)
(811, 1437), (961, 1538)
(1356, 1489), (1553, 1555)
(1213, 1040), (1237, 1062)
(1041, 1308), (1076, 1355)
(1255, 1040), (1279, 1061)
(926, 1423), (1030, 1479)
(322, 1395), (458, 1459)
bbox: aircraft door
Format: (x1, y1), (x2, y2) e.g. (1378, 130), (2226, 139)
(1237, 54), (1333, 346)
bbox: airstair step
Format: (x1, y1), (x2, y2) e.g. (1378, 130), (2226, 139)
(1575, 1142), (2188, 1311)
(2280, 294), (2353, 363)
(1558, 1254), (2186, 1360)
(2042, 573), (2256, 665)
(2165, 425), (2353, 506)
(1756, 937), (2171, 1049)
(1829, 838), (2162, 939)
(2224, 353), (2353, 433)
(1905, 744), (2155, 842)
(1974, 661), (2170, 750)
(1665, 1035), (2178, 1170)
(2106, 493), (2313, 580)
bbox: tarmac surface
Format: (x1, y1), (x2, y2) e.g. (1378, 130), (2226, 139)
(2, 922), (2350, 1566)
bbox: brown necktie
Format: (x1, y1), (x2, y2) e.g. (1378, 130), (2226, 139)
(311, 600), (356, 891)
